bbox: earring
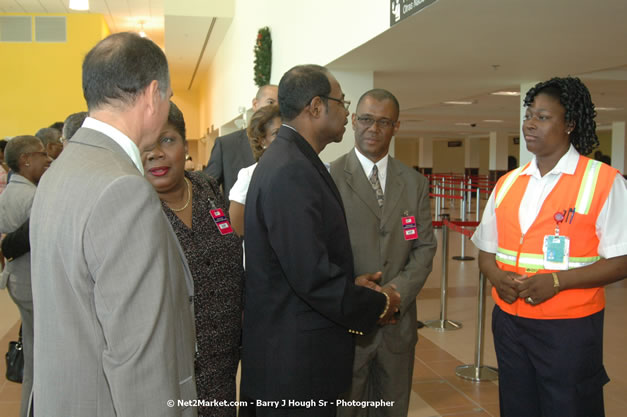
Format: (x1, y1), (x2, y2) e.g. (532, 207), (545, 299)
(567, 131), (571, 135)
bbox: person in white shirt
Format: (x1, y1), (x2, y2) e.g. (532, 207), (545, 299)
(228, 104), (280, 236)
(472, 76), (627, 417)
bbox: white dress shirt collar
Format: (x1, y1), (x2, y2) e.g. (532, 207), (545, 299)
(354, 147), (389, 192)
(521, 144), (579, 179)
(82, 117), (144, 174)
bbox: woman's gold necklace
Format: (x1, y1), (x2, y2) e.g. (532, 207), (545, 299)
(170, 177), (192, 212)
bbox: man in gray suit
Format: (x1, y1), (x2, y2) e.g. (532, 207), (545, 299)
(30, 32), (197, 417)
(204, 84), (277, 198)
(331, 89), (437, 417)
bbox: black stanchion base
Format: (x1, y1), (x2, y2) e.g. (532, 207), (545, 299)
(455, 365), (498, 382)
(452, 256), (475, 261)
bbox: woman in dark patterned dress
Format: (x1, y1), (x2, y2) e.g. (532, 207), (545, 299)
(142, 102), (244, 417)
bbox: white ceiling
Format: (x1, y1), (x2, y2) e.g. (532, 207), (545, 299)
(328, 0), (627, 140)
(3, 0), (627, 140)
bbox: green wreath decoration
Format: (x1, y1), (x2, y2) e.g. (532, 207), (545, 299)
(253, 27), (272, 87)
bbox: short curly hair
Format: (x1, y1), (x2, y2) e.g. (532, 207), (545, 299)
(247, 105), (280, 161)
(524, 76), (598, 155)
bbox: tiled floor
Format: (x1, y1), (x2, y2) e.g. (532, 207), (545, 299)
(1, 203), (626, 416)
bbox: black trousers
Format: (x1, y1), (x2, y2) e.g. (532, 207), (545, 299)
(492, 305), (609, 417)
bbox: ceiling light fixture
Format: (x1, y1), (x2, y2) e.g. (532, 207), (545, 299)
(138, 21), (147, 38)
(491, 91), (520, 96)
(455, 122), (474, 126)
(483, 119), (504, 123)
(444, 100), (474, 105)
(69, 0), (89, 11)
(596, 107), (622, 111)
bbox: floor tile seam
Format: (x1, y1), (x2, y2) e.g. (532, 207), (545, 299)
(417, 335), (490, 412)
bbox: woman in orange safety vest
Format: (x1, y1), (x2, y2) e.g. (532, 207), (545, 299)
(472, 77), (627, 417)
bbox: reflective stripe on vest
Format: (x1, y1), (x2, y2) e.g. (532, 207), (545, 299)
(496, 247), (600, 270)
(495, 159), (603, 211)
(494, 165), (526, 208)
(575, 159), (602, 214)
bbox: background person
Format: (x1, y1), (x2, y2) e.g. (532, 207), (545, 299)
(29, 32), (197, 417)
(472, 76), (627, 417)
(34, 127), (63, 159)
(0, 135), (52, 417)
(331, 89), (437, 417)
(61, 111), (88, 145)
(204, 85), (278, 199)
(228, 104), (281, 236)
(143, 102), (244, 417)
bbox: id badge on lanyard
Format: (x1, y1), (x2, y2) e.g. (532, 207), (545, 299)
(543, 211), (570, 270)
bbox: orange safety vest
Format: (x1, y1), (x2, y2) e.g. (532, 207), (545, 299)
(492, 155), (618, 319)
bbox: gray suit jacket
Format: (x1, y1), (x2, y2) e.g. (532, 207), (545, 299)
(204, 129), (255, 199)
(330, 150), (437, 353)
(0, 173), (36, 289)
(30, 128), (198, 417)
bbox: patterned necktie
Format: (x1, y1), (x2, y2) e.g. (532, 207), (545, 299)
(369, 164), (384, 208)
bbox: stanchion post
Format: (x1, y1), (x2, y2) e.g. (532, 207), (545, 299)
(476, 188), (481, 222)
(452, 192), (475, 262)
(455, 272), (498, 381)
(425, 214), (462, 331)
(467, 178), (472, 214)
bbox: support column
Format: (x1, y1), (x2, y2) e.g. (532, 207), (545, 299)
(319, 70), (374, 163)
(464, 137), (480, 177)
(611, 121), (626, 175)
(489, 131), (508, 183)
(519, 81), (539, 166)
(418, 137), (433, 175)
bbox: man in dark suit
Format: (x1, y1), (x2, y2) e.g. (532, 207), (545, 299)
(331, 89), (437, 417)
(241, 65), (401, 417)
(204, 84), (277, 198)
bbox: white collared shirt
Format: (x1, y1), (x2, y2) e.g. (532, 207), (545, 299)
(354, 147), (388, 192)
(82, 117), (144, 174)
(472, 144), (627, 258)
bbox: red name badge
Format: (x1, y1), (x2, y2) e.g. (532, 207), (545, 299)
(402, 216), (418, 240)
(210, 208), (233, 235)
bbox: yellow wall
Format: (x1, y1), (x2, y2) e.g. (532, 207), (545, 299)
(0, 14), (109, 137)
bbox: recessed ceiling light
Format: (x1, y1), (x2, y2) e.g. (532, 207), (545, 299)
(455, 122), (473, 126)
(444, 101), (474, 105)
(69, 0), (89, 10)
(491, 91), (520, 96)
(483, 119), (504, 123)
(596, 107), (623, 111)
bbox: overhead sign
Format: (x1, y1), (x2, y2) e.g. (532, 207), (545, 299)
(390, 0), (438, 26)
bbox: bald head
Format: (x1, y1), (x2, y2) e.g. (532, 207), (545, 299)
(252, 85), (278, 111)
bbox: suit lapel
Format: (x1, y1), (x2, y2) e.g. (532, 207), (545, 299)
(344, 150), (381, 220)
(381, 157), (405, 225)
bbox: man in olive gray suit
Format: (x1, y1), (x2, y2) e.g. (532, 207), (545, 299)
(30, 33), (197, 417)
(331, 89), (437, 417)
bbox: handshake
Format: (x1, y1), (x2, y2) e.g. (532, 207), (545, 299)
(355, 272), (401, 325)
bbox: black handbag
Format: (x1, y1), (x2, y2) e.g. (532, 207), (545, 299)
(5, 325), (24, 383)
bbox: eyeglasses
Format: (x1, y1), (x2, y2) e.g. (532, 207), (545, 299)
(356, 116), (397, 129)
(323, 95), (351, 111)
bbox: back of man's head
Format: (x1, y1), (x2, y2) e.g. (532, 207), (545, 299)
(82, 32), (169, 112)
(278, 65), (331, 122)
(63, 112), (89, 141)
(35, 127), (61, 146)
